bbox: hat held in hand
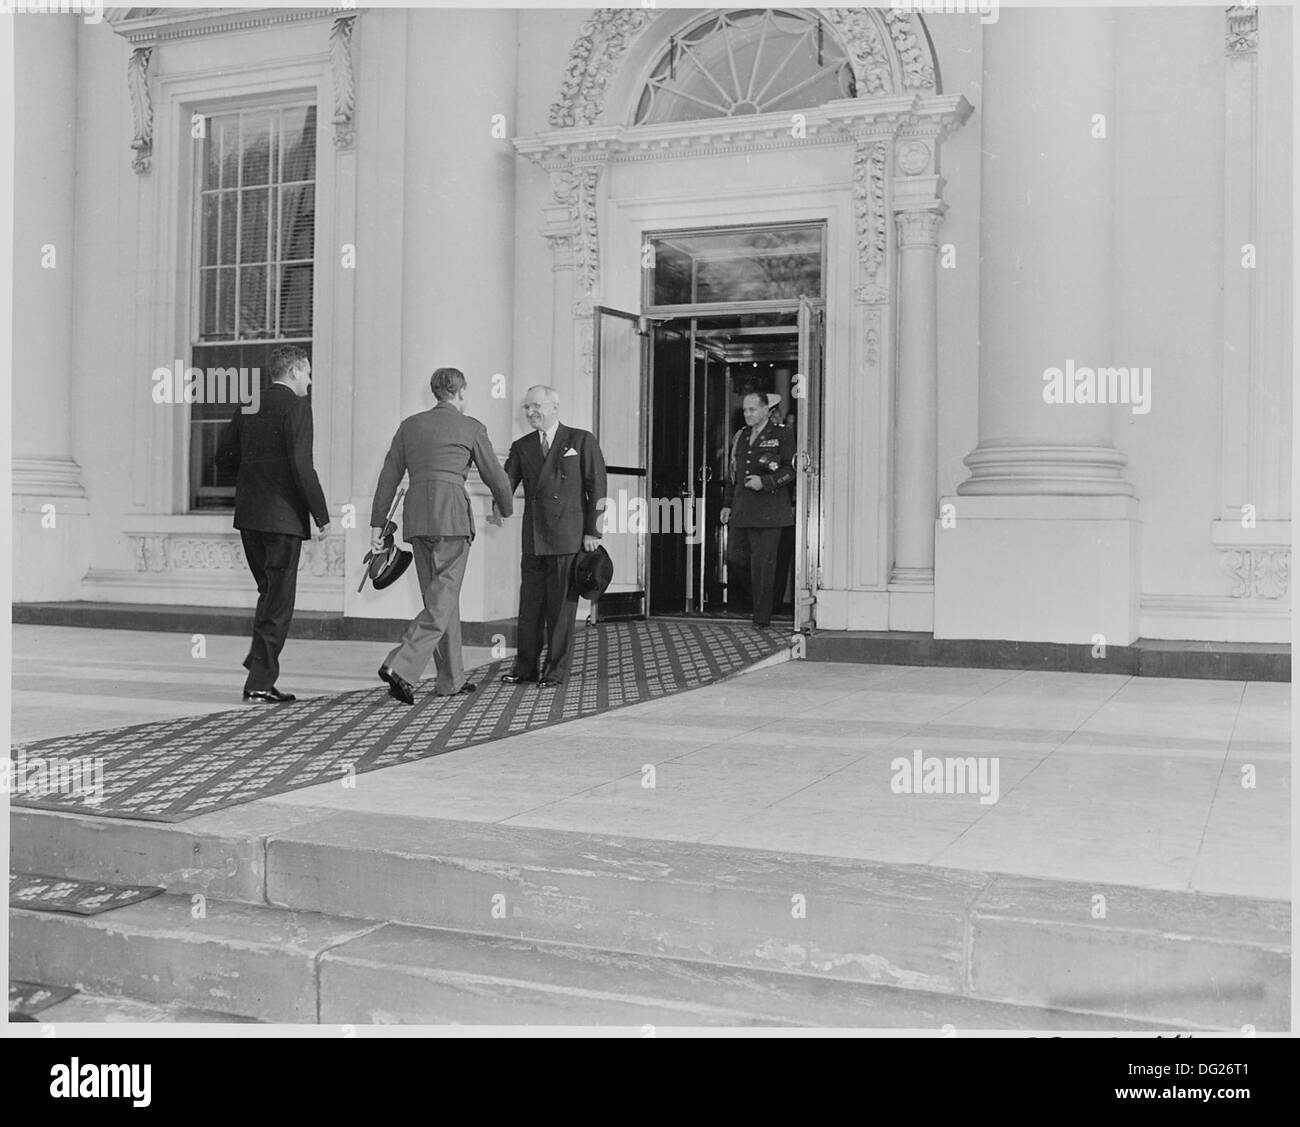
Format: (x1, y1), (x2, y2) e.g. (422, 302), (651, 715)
(573, 544), (614, 599)
(358, 486), (414, 593)
(361, 541), (413, 592)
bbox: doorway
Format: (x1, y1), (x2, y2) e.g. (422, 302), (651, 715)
(649, 312), (800, 620)
(591, 222), (825, 629)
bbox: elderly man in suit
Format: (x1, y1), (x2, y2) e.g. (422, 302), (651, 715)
(496, 385), (606, 688)
(217, 344), (331, 703)
(372, 367), (514, 705)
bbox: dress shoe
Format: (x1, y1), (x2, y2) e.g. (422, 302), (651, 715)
(243, 686), (296, 704)
(378, 665), (415, 705)
(441, 682), (476, 696)
(538, 678), (564, 688)
(499, 674), (536, 685)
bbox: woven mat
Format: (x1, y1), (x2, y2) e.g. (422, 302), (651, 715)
(10, 872), (165, 915)
(10, 620), (787, 823)
(9, 981), (77, 1016)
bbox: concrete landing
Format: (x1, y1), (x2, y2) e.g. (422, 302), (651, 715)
(7, 626), (1291, 1030)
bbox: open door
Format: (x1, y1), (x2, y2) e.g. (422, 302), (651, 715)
(794, 295), (824, 632)
(591, 306), (648, 621)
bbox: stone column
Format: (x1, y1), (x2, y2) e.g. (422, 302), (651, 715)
(12, 14), (88, 601)
(891, 186), (944, 588)
(934, 7), (1141, 644)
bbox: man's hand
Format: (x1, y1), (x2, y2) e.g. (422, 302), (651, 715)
(719, 507), (731, 525)
(582, 535), (600, 552)
(369, 526), (385, 552)
(744, 475), (763, 491)
(316, 521), (332, 540)
(486, 503), (503, 528)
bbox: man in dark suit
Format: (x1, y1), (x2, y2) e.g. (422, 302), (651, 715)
(217, 345), (330, 703)
(496, 385), (606, 688)
(720, 391), (796, 629)
(371, 367), (515, 705)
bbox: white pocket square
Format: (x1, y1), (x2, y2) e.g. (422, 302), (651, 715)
(563, 448), (579, 456)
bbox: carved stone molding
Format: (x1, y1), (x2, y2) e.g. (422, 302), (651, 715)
(106, 7), (338, 45)
(1226, 5), (1258, 54)
(896, 138), (932, 176)
(131, 535), (168, 573)
(853, 142), (888, 300)
(896, 208), (945, 249)
(129, 533), (346, 578)
(864, 313), (881, 367)
(549, 164), (602, 299)
(127, 45), (153, 174)
(855, 283), (890, 306)
(1221, 548), (1289, 599)
(883, 8), (937, 91)
(329, 13), (358, 151)
(550, 7), (663, 127)
(548, 7), (939, 129)
(822, 7), (896, 96)
(306, 533), (346, 579)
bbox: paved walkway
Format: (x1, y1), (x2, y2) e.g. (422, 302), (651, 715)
(7, 625), (1290, 901)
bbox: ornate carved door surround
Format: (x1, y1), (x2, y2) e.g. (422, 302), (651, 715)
(514, 9), (971, 626)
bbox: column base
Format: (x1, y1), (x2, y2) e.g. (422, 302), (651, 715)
(957, 444), (1136, 497)
(934, 495), (1141, 645)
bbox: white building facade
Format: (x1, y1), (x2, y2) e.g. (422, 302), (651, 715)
(11, 5), (1293, 646)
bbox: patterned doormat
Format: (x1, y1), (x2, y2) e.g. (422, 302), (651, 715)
(9, 621), (787, 823)
(10, 873), (164, 915)
(10, 981), (78, 1016)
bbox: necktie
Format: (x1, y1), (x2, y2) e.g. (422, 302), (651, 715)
(541, 431), (550, 458)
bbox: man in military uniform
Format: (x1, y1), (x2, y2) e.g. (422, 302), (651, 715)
(720, 391), (797, 629)
(371, 367), (515, 705)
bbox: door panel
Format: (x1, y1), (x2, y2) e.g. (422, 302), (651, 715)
(592, 306), (647, 621)
(795, 296), (824, 632)
(648, 324), (690, 614)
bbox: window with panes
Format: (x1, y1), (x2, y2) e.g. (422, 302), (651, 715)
(189, 103), (316, 510)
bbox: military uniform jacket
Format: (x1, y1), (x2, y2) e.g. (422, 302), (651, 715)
(217, 383), (330, 539)
(371, 401), (514, 541)
(722, 420), (797, 529)
(504, 423), (607, 556)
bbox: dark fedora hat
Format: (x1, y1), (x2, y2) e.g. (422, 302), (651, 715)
(358, 543), (413, 592)
(572, 544), (614, 599)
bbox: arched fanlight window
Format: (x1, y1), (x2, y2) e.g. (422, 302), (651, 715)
(634, 9), (856, 126)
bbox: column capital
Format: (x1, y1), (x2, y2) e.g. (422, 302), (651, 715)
(896, 207), (946, 249)
(892, 174), (948, 248)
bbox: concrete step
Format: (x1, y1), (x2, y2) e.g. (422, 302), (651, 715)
(316, 923), (1176, 1029)
(13, 990), (262, 1024)
(805, 630), (1289, 682)
(10, 895), (382, 1023)
(13, 806), (1289, 1030)
(8, 893), (1179, 1028)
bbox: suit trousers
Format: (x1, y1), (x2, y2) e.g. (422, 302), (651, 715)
(240, 529), (303, 692)
(385, 535), (471, 692)
(727, 526), (783, 627)
(513, 552), (578, 682)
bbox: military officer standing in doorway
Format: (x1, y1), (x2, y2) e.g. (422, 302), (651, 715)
(720, 391), (797, 629)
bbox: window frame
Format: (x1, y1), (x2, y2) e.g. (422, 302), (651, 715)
(185, 92), (320, 512)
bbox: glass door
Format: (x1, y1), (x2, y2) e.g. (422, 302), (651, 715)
(591, 306), (649, 621)
(794, 295), (824, 632)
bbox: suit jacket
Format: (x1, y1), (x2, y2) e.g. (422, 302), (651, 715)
(217, 383), (329, 538)
(504, 423), (607, 556)
(722, 419), (796, 528)
(371, 401), (514, 541)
